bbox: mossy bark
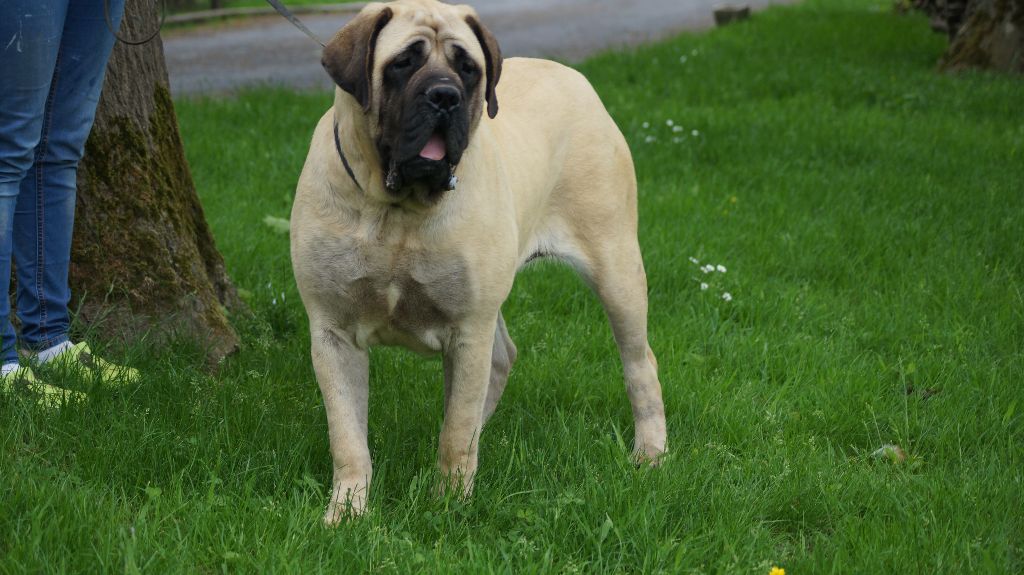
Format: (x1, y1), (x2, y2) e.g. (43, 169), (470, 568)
(940, 0), (1024, 72)
(73, 0), (242, 364)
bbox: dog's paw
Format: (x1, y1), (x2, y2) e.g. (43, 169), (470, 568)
(435, 470), (475, 501)
(323, 499), (367, 527)
(632, 443), (667, 468)
(322, 484), (369, 526)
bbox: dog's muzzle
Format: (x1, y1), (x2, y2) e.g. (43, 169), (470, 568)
(384, 78), (466, 197)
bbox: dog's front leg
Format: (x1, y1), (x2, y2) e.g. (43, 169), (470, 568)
(439, 316), (498, 498)
(310, 323), (371, 525)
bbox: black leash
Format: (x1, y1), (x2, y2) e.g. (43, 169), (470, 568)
(265, 0), (326, 47)
(104, 0), (318, 47)
(267, 0), (359, 190)
(105, 0), (166, 46)
(334, 121), (364, 193)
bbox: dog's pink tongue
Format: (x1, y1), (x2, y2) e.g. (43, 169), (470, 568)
(419, 134), (446, 160)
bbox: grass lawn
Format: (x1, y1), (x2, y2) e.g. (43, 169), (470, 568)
(3, 0), (1022, 572)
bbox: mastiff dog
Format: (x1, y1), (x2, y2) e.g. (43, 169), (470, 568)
(291, 0), (667, 524)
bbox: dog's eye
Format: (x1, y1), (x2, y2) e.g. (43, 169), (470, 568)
(460, 60), (477, 75)
(391, 57), (413, 72)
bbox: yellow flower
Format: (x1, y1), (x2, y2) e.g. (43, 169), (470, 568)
(769, 567), (785, 575)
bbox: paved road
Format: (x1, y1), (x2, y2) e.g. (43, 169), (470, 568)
(165, 0), (786, 96)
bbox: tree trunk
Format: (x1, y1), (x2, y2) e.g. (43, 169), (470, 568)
(904, 0), (968, 38)
(940, 0), (1024, 72)
(73, 0), (242, 364)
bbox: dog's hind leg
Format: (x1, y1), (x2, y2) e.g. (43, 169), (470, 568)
(483, 312), (517, 423)
(584, 240), (667, 464)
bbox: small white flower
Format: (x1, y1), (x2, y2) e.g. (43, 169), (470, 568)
(679, 56), (687, 64)
(672, 125), (683, 133)
(722, 292), (733, 302)
(272, 298), (278, 305)
(672, 137), (682, 144)
(642, 121), (650, 129)
(716, 264), (727, 273)
(700, 282), (709, 291)
(689, 257), (700, 264)
(280, 291), (286, 301)
(701, 264), (714, 274)
(666, 119), (674, 127)
(691, 129), (700, 137)
(644, 135), (657, 143)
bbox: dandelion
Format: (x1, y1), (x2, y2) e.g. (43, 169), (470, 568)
(701, 264), (715, 274)
(688, 257), (700, 264)
(722, 292), (733, 302)
(700, 282), (709, 291)
(716, 264), (727, 273)
(679, 55), (688, 64)
(769, 567), (785, 575)
(691, 129), (700, 137)
(673, 125), (683, 133)
(666, 119), (674, 127)
(642, 121), (650, 129)
(644, 135), (657, 144)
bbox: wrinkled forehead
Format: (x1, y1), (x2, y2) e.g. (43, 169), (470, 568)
(373, 2), (484, 65)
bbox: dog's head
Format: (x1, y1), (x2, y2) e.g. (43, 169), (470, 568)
(322, 0), (502, 203)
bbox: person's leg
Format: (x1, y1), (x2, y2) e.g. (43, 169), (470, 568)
(0, 0), (70, 369)
(13, 0), (124, 355)
(0, 205), (20, 373)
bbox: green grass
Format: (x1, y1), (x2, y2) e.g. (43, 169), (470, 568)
(3, 0), (1023, 572)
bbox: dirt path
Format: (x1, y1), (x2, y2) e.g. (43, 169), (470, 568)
(164, 0), (787, 96)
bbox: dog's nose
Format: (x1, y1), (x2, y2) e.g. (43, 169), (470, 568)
(426, 85), (461, 113)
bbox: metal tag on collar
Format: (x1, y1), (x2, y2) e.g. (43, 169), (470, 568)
(445, 164), (458, 192)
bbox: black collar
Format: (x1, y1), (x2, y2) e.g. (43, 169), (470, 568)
(333, 120), (363, 193)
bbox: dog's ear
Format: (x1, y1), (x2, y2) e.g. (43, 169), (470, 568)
(465, 15), (502, 119)
(322, 7), (394, 111)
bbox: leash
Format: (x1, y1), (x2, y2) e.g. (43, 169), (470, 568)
(105, 0), (320, 47)
(333, 120), (364, 193)
(104, 0), (166, 45)
(265, 0), (326, 47)
(267, 0), (362, 191)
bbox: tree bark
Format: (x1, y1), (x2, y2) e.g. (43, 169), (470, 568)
(73, 0), (242, 364)
(939, 0), (1024, 72)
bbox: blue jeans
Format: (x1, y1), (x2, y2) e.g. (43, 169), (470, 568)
(0, 0), (125, 364)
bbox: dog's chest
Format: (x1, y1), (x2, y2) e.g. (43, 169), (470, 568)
(305, 233), (471, 353)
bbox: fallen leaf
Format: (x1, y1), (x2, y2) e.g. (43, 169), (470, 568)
(262, 215), (290, 234)
(871, 444), (907, 463)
